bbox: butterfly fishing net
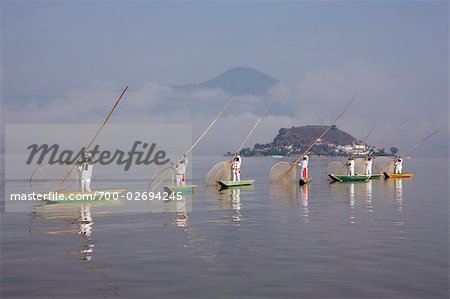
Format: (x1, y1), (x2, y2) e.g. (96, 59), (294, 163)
(30, 161), (80, 194)
(148, 163), (175, 191)
(205, 161), (232, 186)
(374, 157), (395, 173)
(269, 161), (297, 184)
(327, 161), (345, 175)
(354, 158), (366, 175)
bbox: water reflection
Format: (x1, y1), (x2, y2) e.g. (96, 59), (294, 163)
(216, 187), (243, 223)
(300, 185), (309, 223)
(329, 181), (376, 225)
(231, 189), (242, 223)
(365, 180), (373, 214)
(349, 183), (355, 224)
(395, 179), (403, 212)
(269, 181), (297, 199)
(349, 183), (355, 208)
(30, 203), (95, 261)
(174, 197), (189, 227)
(164, 196), (189, 228)
(79, 206), (94, 261)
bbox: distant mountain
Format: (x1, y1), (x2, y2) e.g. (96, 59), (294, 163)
(176, 67), (279, 96)
(272, 125), (357, 147)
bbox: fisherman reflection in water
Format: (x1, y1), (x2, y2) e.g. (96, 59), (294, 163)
(175, 155), (188, 186)
(78, 152), (93, 192)
(232, 154), (241, 181)
(79, 206), (94, 261)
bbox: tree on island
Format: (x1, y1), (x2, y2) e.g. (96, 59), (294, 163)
(390, 147), (399, 155)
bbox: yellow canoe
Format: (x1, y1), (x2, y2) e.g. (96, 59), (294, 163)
(384, 172), (413, 179)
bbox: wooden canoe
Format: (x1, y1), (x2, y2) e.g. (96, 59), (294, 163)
(218, 179), (255, 188)
(164, 185), (197, 194)
(329, 174), (370, 182)
(36, 189), (127, 202)
(299, 178), (312, 186)
(384, 172), (413, 179)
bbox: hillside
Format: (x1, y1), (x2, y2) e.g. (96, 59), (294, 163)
(176, 67), (279, 96)
(273, 125), (356, 147)
(239, 125), (361, 156)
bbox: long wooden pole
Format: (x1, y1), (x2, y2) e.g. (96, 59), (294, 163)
(183, 96), (236, 156)
(363, 126), (376, 144)
(148, 95), (237, 191)
(378, 130), (439, 172)
(275, 93), (357, 182)
(82, 86), (129, 154)
(295, 93), (358, 163)
(235, 94), (276, 154)
(400, 130), (439, 157)
(34, 86), (129, 192)
(367, 120), (407, 156)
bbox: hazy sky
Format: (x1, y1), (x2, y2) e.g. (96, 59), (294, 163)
(1, 1), (448, 157)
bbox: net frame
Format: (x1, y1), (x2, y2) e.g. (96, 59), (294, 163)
(374, 157), (395, 173)
(148, 163), (175, 190)
(205, 161), (232, 186)
(269, 161), (297, 184)
(354, 158), (366, 175)
(327, 161), (345, 175)
(30, 161), (81, 194)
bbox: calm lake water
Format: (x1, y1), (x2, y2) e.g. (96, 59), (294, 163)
(1, 156), (449, 298)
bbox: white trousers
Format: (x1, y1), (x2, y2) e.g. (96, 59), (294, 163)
(80, 179), (92, 192)
(348, 167), (355, 176)
(365, 167), (372, 175)
(232, 169), (240, 181)
(395, 166), (402, 174)
(176, 174), (186, 186)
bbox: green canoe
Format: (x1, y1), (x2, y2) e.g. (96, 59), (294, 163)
(299, 178), (312, 186)
(36, 189), (127, 203)
(164, 185), (197, 194)
(218, 180), (255, 188)
(329, 174), (384, 182)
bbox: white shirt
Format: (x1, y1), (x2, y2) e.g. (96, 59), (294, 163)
(232, 160), (241, 169)
(78, 162), (93, 180)
(348, 160), (355, 169)
(300, 159), (308, 168)
(176, 160), (187, 175)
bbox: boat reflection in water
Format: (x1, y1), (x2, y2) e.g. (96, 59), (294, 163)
(329, 181), (375, 225)
(162, 195), (190, 228)
(216, 187), (246, 223)
(30, 203), (97, 261)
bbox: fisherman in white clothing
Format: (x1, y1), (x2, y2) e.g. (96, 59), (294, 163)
(394, 156), (403, 174)
(346, 156), (355, 176)
(231, 154), (241, 181)
(175, 155), (188, 186)
(365, 156), (373, 176)
(299, 155), (309, 179)
(78, 152), (93, 192)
